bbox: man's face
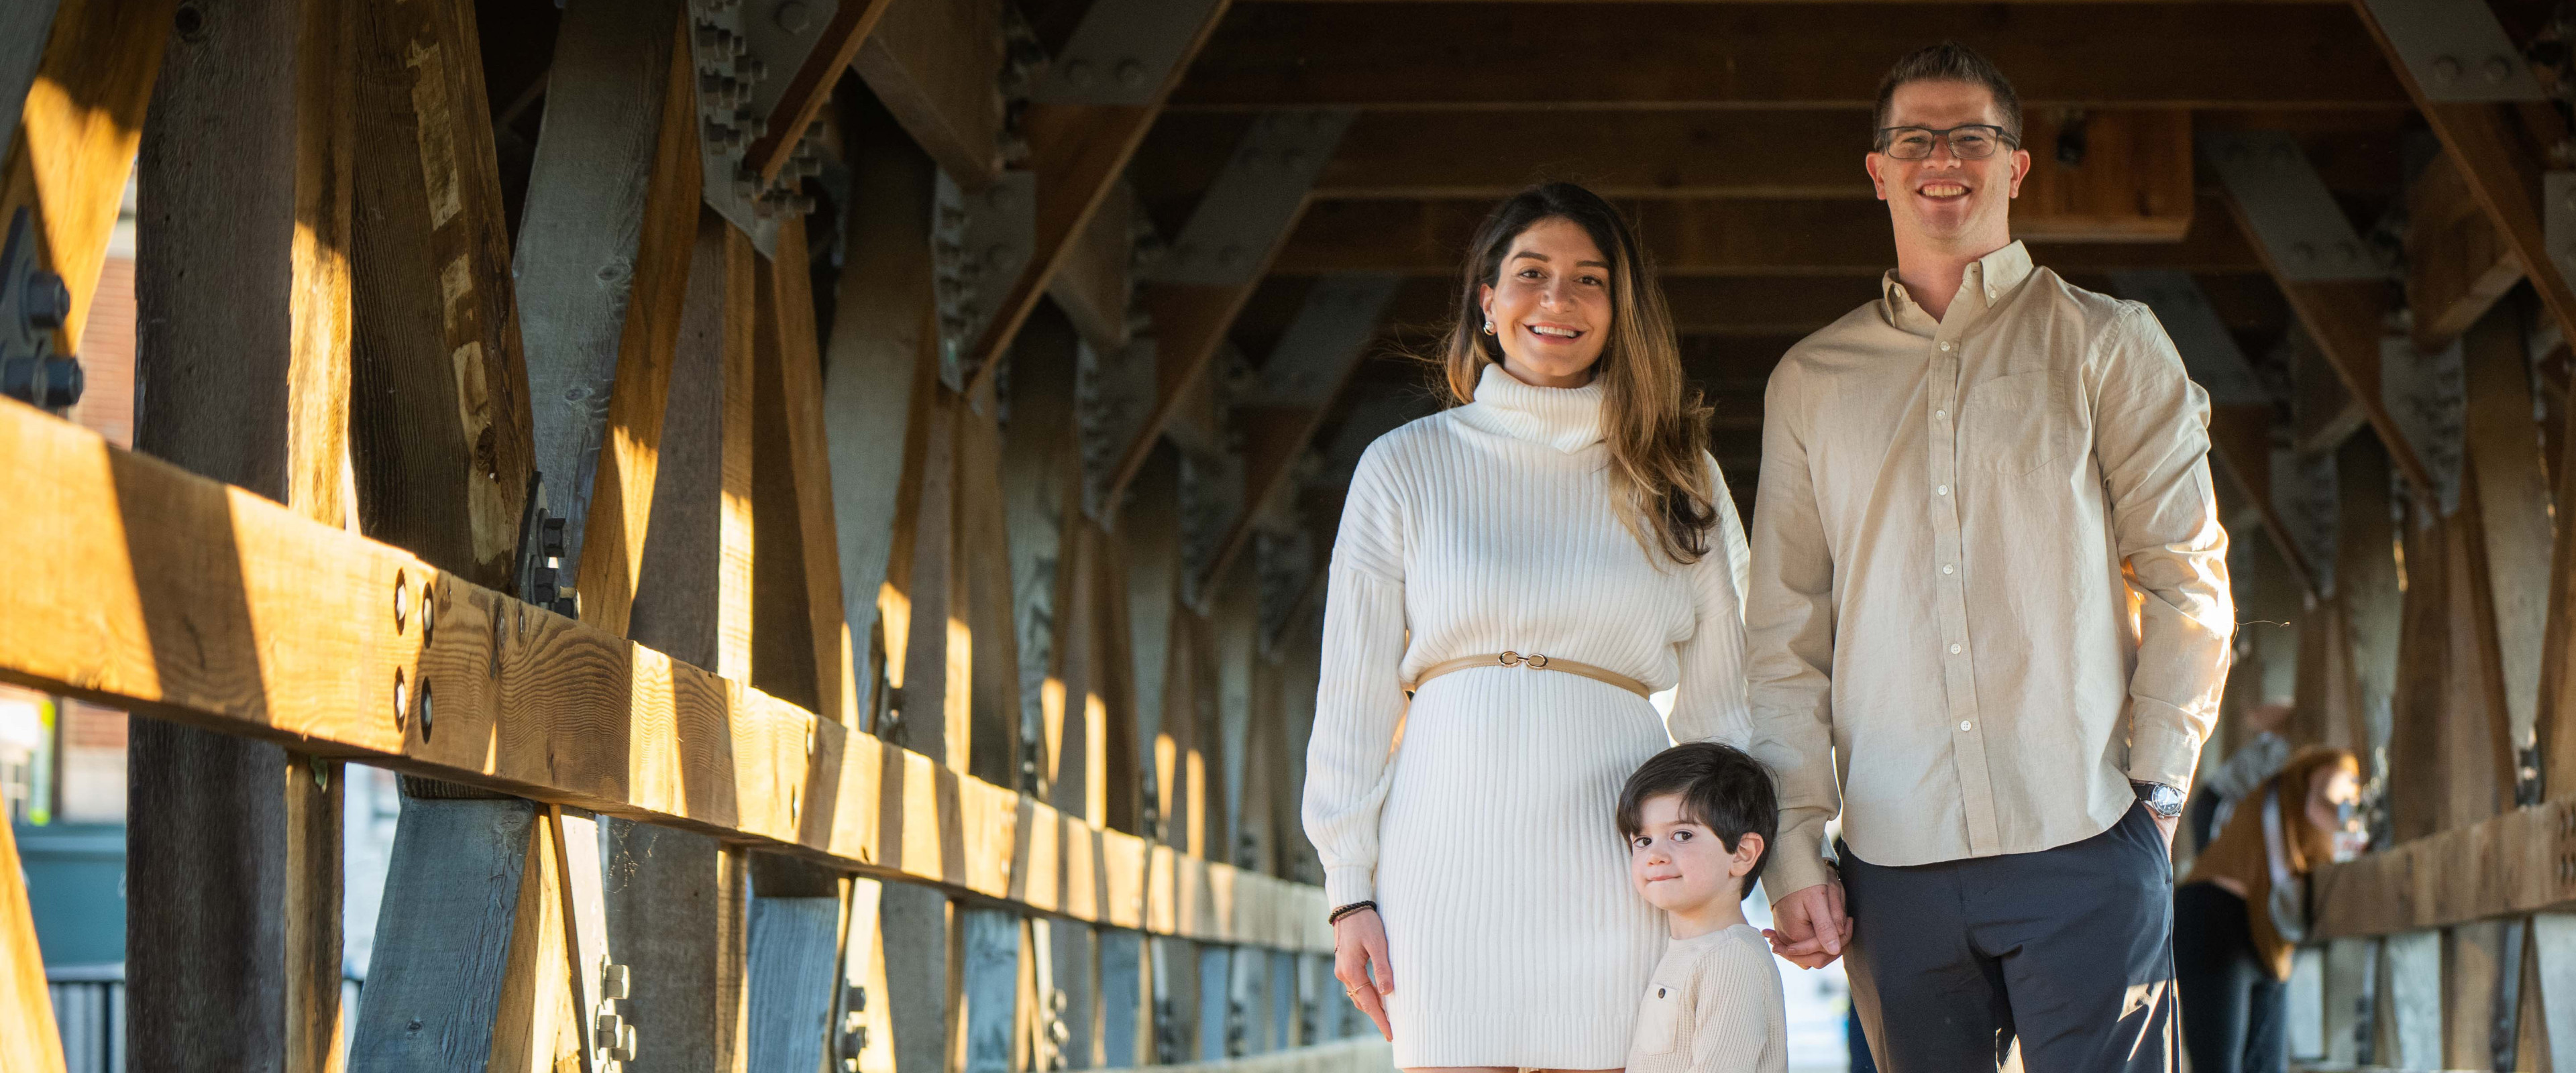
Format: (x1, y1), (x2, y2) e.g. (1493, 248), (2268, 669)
(1866, 79), (2031, 250)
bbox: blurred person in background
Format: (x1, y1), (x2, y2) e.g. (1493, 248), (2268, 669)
(2188, 702), (2294, 852)
(2171, 748), (2364, 1073)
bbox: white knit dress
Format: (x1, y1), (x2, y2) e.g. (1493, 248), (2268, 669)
(1303, 365), (1754, 1067)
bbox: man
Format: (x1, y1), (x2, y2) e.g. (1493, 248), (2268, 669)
(1743, 42), (2233, 1072)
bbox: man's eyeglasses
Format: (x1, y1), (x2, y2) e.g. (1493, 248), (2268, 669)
(1874, 124), (2021, 161)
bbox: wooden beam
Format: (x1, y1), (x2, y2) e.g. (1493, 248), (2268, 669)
(752, 215), (856, 726)
(345, 797), (543, 1067)
(2463, 302), (2551, 805)
(1143, 108), (2194, 241)
(0, 0), (176, 357)
(0, 822), (64, 1073)
(2337, 432), (2402, 767)
(951, 6), (1240, 400)
(1274, 194), (2265, 276)
(957, 378), (1028, 789)
(1050, 180), (1138, 353)
(1173, 3), (2406, 111)
(129, 0), (355, 1065)
(348, 0), (536, 590)
(0, 400), (1342, 948)
(2408, 153), (2522, 355)
(2308, 797), (2576, 939)
(742, 0), (898, 184)
(851, 0), (1006, 188)
(2387, 500), (2449, 842)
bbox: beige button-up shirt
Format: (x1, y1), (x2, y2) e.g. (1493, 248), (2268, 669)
(1746, 242), (2233, 897)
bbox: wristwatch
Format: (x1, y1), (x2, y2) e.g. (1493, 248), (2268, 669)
(2131, 780), (2186, 820)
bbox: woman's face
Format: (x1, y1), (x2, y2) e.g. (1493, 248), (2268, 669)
(2306, 767), (2363, 860)
(1477, 217), (1613, 389)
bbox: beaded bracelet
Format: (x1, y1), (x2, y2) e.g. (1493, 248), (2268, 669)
(1327, 900), (1377, 925)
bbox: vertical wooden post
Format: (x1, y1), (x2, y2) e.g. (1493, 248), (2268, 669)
(1097, 929), (1144, 1067)
(2459, 301), (2553, 802)
(2335, 433), (2401, 783)
(0, 820), (65, 1073)
(130, 0), (353, 1065)
(958, 907), (1022, 1073)
(2387, 500), (2449, 842)
(744, 856), (843, 1073)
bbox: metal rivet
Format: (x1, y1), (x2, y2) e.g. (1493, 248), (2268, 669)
(2431, 54), (2463, 84)
(418, 680), (434, 741)
(1065, 59), (1095, 88)
(2486, 55), (2517, 85)
(392, 570), (410, 633)
(773, 0), (813, 33)
(1115, 58), (1147, 89)
(392, 669), (409, 729)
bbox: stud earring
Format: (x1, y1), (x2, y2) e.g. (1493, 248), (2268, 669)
(1482, 321), (1496, 335)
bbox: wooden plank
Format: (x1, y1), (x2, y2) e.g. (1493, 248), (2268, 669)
(129, 0), (355, 1065)
(2538, 913), (2576, 1073)
(0, 0), (176, 357)
(2441, 475), (2512, 830)
(0, 820), (65, 1073)
(2408, 154), (2522, 355)
(2309, 799), (2576, 938)
(953, 5), (1240, 400)
(742, 0), (897, 184)
(629, 208), (757, 678)
(1002, 309), (1082, 803)
(744, 856), (844, 1073)
(346, 797), (539, 1070)
(822, 102), (936, 733)
(1275, 194), (2265, 276)
(1173, 4), (2406, 111)
(599, 819), (732, 1072)
(347, 0), (535, 589)
(2337, 433), (2402, 766)
(488, 803), (582, 1073)
(751, 215), (855, 726)
(960, 907), (1024, 1072)
(957, 380), (1027, 789)
(851, 0), (1005, 188)
(2387, 503), (2448, 842)
(0, 396), (1336, 950)
(541, 7), (698, 638)
(1049, 180), (1138, 353)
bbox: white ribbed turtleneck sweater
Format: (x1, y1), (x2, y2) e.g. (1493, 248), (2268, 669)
(1303, 364), (1752, 1066)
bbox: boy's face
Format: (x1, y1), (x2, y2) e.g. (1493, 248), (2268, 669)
(1627, 793), (1760, 914)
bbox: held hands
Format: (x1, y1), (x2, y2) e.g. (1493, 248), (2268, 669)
(1763, 879), (1854, 970)
(1331, 907), (1396, 1041)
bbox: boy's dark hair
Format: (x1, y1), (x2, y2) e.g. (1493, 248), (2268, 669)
(1616, 742), (1778, 898)
(1872, 41), (2023, 148)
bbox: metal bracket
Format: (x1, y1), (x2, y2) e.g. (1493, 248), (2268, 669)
(1178, 445), (1244, 610)
(2543, 172), (2576, 294)
(686, 0), (828, 255)
(2359, 0), (2545, 103)
(934, 169), (1038, 390)
(0, 207), (80, 412)
(1243, 274), (1402, 408)
(2106, 270), (2270, 407)
(1031, 0), (1228, 106)
(2272, 443), (2339, 598)
(2379, 335), (2465, 513)
(1254, 526), (1314, 651)
(2200, 132), (2382, 282)
(513, 473), (580, 617)
(1152, 111), (1355, 287)
(1078, 335), (1156, 519)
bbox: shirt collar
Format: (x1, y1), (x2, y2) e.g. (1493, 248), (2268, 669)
(1452, 362), (1606, 453)
(1880, 241), (2037, 334)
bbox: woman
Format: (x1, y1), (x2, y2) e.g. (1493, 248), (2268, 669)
(2174, 746), (2365, 1073)
(1302, 182), (1753, 1068)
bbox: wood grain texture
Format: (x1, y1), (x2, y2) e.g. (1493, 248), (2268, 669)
(515, 0), (685, 596)
(0, 0), (177, 355)
(0, 396), (1330, 951)
(851, 0), (1005, 188)
(2308, 798), (2576, 939)
(487, 804), (582, 1073)
(345, 796), (539, 1070)
(0, 820), (66, 1073)
(956, 381), (1026, 789)
(745, 0), (897, 183)
(348, 0), (535, 589)
(744, 889), (843, 1072)
(569, 19), (698, 638)
(2462, 302), (2548, 807)
(1047, 181), (1136, 352)
(751, 216), (854, 726)
(1174, 3), (2404, 110)
(2406, 154), (2520, 355)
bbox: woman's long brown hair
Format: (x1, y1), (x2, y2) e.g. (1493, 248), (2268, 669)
(1438, 183), (1717, 564)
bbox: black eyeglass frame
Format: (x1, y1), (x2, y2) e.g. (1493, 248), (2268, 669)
(1871, 123), (2024, 160)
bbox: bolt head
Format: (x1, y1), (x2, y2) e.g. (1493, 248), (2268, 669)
(2485, 55), (2517, 84)
(1116, 58), (1147, 89)
(1065, 59), (1096, 88)
(21, 271), (69, 331)
(2292, 241), (2320, 264)
(774, 0), (812, 33)
(601, 962), (631, 1000)
(2432, 54), (2463, 84)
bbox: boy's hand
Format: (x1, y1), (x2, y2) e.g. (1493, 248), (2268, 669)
(1332, 907), (1395, 1041)
(1766, 879), (1852, 969)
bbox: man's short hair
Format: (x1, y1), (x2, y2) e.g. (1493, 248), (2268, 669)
(1615, 742), (1779, 897)
(1873, 41), (2023, 148)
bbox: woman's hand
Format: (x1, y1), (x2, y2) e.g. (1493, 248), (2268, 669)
(1332, 907), (1395, 1040)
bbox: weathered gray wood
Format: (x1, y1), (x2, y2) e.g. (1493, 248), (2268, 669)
(130, 0), (352, 1064)
(0, 0), (60, 154)
(1214, 561), (1258, 868)
(348, 797), (537, 1069)
(1154, 936), (1199, 1064)
(601, 819), (729, 1072)
(2337, 433), (2401, 763)
(2383, 929), (2441, 1069)
(513, 0), (685, 576)
(1004, 310), (1079, 799)
(1197, 942), (1232, 1061)
(1044, 918), (1096, 1068)
(627, 209), (737, 675)
(961, 907), (1023, 1073)
(879, 883), (953, 1073)
(1099, 929), (1144, 1067)
(744, 856), (842, 1073)
(824, 96), (940, 731)
(2462, 304), (2552, 785)
(1267, 949), (1295, 1052)
(2322, 936), (2374, 1067)
(555, 807), (619, 1073)
(2538, 913), (2576, 1073)
(1124, 451), (1183, 838)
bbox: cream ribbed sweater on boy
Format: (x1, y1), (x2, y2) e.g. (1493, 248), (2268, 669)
(1626, 924), (1790, 1073)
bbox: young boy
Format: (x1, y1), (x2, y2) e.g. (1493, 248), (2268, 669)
(1615, 741), (1789, 1073)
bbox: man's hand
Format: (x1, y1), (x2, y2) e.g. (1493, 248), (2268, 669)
(1331, 908), (1395, 1041)
(1763, 880), (1853, 970)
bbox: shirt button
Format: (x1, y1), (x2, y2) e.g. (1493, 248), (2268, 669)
(1942, 564), (1955, 575)
(1935, 409), (1947, 420)
(1960, 720), (1973, 732)
(1939, 341), (1954, 351)
(1949, 644), (1962, 654)
(1936, 484), (1949, 496)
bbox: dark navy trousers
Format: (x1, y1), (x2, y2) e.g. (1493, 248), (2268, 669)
(1840, 803), (2180, 1073)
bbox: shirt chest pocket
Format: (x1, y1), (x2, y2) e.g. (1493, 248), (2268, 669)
(1633, 980), (1684, 1055)
(1962, 370), (2084, 478)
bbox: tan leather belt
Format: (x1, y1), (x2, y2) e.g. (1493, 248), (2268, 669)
(1403, 651), (1652, 699)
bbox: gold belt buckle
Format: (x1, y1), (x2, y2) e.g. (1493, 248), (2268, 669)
(1497, 651), (1523, 667)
